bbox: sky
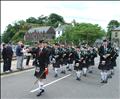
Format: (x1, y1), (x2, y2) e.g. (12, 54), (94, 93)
(1, 1), (120, 34)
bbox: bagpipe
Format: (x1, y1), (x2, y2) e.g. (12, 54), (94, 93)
(45, 67), (48, 75)
(110, 49), (119, 60)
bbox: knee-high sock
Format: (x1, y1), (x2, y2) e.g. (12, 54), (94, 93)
(62, 65), (66, 71)
(83, 68), (87, 74)
(55, 68), (58, 74)
(104, 71), (108, 81)
(60, 65), (63, 71)
(107, 70), (111, 76)
(38, 81), (44, 90)
(73, 61), (75, 66)
(66, 64), (69, 68)
(101, 71), (104, 81)
(76, 71), (81, 78)
(69, 64), (73, 69)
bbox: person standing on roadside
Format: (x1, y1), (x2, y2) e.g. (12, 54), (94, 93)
(2, 43), (8, 72)
(6, 43), (13, 72)
(16, 41), (24, 70)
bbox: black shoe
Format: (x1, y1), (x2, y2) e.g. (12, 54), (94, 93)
(61, 71), (66, 74)
(83, 74), (86, 77)
(101, 80), (104, 83)
(76, 77), (81, 81)
(36, 92), (42, 97)
(66, 66), (69, 69)
(68, 69), (72, 71)
(104, 80), (108, 83)
(36, 89), (44, 97)
(111, 72), (114, 75)
(63, 71), (66, 74)
(54, 74), (58, 77)
(88, 71), (92, 73)
(61, 71), (64, 74)
(108, 75), (112, 79)
(41, 89), (45, 93)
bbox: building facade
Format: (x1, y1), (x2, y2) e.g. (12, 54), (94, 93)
(111, 26), (120, 48)
(55, 24), (72, 38)
(24, 26), (55, 42)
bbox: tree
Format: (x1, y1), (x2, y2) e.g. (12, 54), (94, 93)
(37, 15), (48, 25)
(26, 17), (37, 24)
(57, 23), (105, 45)
(2, 24), (16, 43)
(107, 20), (120, 40)
(11, 30), (26, 43)
(48, 13), (65, 28)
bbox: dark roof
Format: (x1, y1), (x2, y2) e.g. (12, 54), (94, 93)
(113, 26), (120, 31)
(28, 26), (51, 33)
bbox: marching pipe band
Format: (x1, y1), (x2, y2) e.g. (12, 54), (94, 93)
(30, 40), (119, 96)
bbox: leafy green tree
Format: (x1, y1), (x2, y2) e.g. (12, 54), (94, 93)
(48, 13), (65, 28)
(58, 23), (105, 45)
(26, 17), (37, 24)
(37, 15), (48, 25)
(2, 24), (16, 43)
(11, 30), (26, 43)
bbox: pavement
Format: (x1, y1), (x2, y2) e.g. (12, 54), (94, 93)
(1, 55), (120, 99)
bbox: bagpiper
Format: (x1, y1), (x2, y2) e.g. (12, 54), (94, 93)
(74, 46), (83, 81)
(98, 40), (112, 83)
(59, 44), (67, 74)
(87, 46), (97, 73)
(109, 45), (119, 76)
(33, 40), (48, 96)
(67, 45), (75, 71)
(81, 46), (89, 77)
(52, 43), (61, 77)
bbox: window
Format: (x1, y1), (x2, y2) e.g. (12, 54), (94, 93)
(115, 32), (118, 37)
(58, 31), (60, 34)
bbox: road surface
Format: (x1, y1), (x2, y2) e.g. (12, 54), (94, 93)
(1, 56), (120, 99)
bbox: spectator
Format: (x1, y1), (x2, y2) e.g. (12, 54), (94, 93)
(2, 44), (8, 72)
(6, 43), (13, 72)
(16, 41), (24, 70)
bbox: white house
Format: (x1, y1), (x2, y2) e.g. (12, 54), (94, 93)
(55, 24), (72, 38)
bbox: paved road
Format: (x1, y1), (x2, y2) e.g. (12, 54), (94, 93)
(1, 56), (120, 99)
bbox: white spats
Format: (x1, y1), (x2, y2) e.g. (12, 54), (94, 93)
(76, 71), (82, 78)
(83, 68), (87, 75)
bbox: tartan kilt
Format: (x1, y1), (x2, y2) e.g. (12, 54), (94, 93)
(98, 61), (111, 70)
(53, 60), (60, 68)
(74, 61), (82, 70)
(34, 66), (46, 79)
(86, 60), (91, 67)
(82, 62), (88, 68)
(59, 58), (64, 65)
(111, 60), (117, 67)
(68, 58), (74, 64)
(63, 59), (68, 65)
